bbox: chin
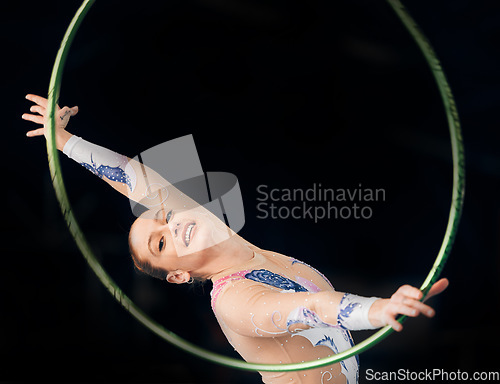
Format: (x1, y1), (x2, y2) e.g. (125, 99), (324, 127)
(189, 230), (232, 257)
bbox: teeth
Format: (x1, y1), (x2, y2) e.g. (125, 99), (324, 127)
(184, 223), (195, 246)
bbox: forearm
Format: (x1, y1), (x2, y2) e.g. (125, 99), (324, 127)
(219, 288), (333, 337)
(60, 135), (222, 224)
(23, 94), (202, 213)
(310, 291), (380, 331)
(218, 281), (382, 338)
(62, 135), (138, 198)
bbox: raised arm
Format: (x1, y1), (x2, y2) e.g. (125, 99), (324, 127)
(215, 278), (448, 337)
(22, 94), (222, 221)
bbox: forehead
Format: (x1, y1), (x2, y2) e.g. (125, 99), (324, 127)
(129, 213), (159, 257)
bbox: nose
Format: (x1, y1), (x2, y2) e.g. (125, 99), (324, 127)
(167, 220), (182, 238)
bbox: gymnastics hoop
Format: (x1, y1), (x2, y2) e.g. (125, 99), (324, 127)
(46, 0), (465, 372)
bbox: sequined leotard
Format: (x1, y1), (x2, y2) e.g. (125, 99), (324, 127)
(211, 249), (359, 384)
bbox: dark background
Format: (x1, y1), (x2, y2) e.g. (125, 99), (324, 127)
(1, 0), (499, 383)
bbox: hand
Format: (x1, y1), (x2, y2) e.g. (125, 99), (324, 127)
(22, 94), (79, 150)
(369, 278), (449, 332)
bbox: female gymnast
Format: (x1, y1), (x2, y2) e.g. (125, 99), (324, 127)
(22, 94), (449, 384)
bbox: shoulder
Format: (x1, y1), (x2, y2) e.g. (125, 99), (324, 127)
(211, 273), (279, 314)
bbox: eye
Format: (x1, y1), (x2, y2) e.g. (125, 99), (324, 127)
(159, 237), (165, 252)
(166, 209), (173, 223)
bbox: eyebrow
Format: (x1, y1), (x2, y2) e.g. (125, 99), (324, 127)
(154, 208), (166, 223)
(154, 210), (161, 222)
(147, 234), (157, 258)
(147, 210), (165, 258)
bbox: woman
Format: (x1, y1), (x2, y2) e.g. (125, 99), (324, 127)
(22, 94), (448, 384)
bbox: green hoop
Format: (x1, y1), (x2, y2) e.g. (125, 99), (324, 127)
(46, 0), (465, 372)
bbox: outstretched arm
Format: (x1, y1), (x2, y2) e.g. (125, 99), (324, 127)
(22, 94), (213, 215)
(23, 94), (77, 150)
(365, 278), (449, 331)
(215, 278), (449, 337)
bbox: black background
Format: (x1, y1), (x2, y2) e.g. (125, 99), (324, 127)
(1, 0), (499, 383)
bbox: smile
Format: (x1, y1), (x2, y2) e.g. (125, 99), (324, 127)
(183, 222), (196, 247)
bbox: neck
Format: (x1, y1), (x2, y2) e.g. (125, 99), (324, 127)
(192, 236), (255, 281)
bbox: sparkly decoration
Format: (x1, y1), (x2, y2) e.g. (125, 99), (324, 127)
(337, 294), (379, 331)
(245, 269), (308, 292)
(286, 306), (334, 331)
(292, 259), (334, 289)
(250, 311), (288, 336)
(81, 154), (133, 191)
(338, 302), (361, 323)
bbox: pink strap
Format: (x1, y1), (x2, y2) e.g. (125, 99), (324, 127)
(210, 270), (250, 312)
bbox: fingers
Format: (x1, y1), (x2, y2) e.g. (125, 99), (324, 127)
(26, 128), (45, 137)
(382, 302), (429, 332)
(25, 94), (48, 108)
(383, 282), (445, 332)
(22, 113), (44, 125)
(385, 316), (403, 332)
(424, 278), (449, 301)
(25, 94), (78, 120)
(23, 95), (46, 136)
(378, 280), (448, 332)
(401, 299), (435, 318)
(393, 285), (436, 317)
(23, 94), (78, 140)
(59, 106), (72, 120)
(394, 284), (423, 301)
(58, 106), (79, 121)
(30, 105), (46, 116)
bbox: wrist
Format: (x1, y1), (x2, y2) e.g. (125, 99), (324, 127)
(337, 293), (380, 330)
(56, 130), (73, 151)
(368, 298), (387, 328)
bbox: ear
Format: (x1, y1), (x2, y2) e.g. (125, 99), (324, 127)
(166, 270), (191, 284)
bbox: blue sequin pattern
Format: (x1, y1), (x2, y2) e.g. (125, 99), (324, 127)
(244, 269), (308, 292)
(339, 302), (361, 319)
(337, 294), (362, 330)
(81, 154), (133, 191)
(315, 335), (349, 372)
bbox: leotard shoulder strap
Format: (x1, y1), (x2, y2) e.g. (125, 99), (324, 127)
(211, 268), (311, 312)
(211, 270), (250, 312)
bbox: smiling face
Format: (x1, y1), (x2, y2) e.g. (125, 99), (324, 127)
(129, 206), (232, 282)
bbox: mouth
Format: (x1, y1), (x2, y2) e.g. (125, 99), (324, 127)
(182, 222), (196, 247)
